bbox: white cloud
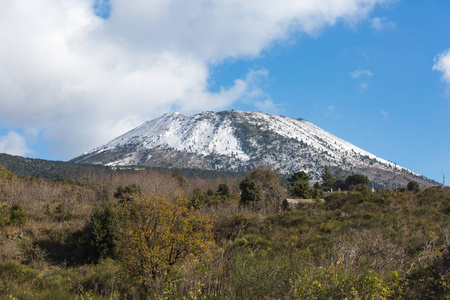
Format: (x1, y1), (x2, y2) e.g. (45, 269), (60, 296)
(370, 17), (396, 31)
(433, 49), (450, 84)
(350, 69), (374, 91)
(359, 82), (369, 91)
(380, 110), (388, 118)
(0, 132), (32, 157)
(254, 99), (282, 114)
(325, 105), (337, 118)
(222, 68), (281, 114)
(0, 0), (388, 158)
(350, 69), (374, 79)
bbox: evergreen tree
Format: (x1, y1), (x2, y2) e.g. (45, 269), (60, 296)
(287, 171), (311, 198)
(239, 169), (286, 209)
(217, 183), (231, 197)
(407, 180), (420, 192)
(239, 177), (261, 206)
(84, 202), (120, 262)
(311, 182), (324, 199)
(345, 174), (369, 190)
(334, 172), (346, 191)
(321, 167), (334, 191)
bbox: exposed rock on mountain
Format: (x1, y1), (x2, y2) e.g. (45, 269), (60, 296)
(72, 110), (435, 188)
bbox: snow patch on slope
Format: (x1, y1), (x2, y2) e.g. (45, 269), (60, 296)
(80, 110), (417, 176)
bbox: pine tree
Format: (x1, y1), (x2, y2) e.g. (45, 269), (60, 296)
(321, 167), (334, 191)
(287, 171), (311, 198)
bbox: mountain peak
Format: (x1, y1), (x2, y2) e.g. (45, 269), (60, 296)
(72, 110), (434, 188)
(163, 111), (182, 117)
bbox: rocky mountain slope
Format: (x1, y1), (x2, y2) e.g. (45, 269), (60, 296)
(72, 110), (436, 188)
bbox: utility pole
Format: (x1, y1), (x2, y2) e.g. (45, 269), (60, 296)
(444, 172), (446, 186)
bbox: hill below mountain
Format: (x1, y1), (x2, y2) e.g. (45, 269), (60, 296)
(72, 110), (436, 188)
(0, 153), (242, 182)
(0, 153), (107, 180)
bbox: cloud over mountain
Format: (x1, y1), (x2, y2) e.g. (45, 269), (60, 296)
(434, 49), (450, 85)
(0, 132), (31, 157)
(0, 0), (388, 158)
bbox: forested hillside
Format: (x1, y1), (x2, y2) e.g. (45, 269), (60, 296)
(0, 153), (245, 182)
(0, 153), (108, 180)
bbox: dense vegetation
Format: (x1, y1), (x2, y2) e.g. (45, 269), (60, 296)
(0, 164), (448, 299)
(0, 153), (246, 181)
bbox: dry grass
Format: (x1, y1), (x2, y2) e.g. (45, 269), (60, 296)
(0, 169), (449, 299)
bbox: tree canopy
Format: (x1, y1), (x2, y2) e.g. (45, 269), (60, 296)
(287, 171), (311, 199)
(118, 195), (215, 293)
(239, 169), (286, 210)
(407, 180), (420, 192)
(345, 174), (369, 189)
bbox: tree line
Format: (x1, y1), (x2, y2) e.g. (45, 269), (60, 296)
(237, 166), (422, 209)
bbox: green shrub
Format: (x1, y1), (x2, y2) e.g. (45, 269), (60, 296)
(84, 201), (121, 262)
(233, 238), (248, 248)
(319, 221), (335, 233)
(9, 203), (28, 225)
(0, 261), (40, 297)
(53, 202), (73, 222)
(217, 183), (231, 197)
(39, 268), (79, 298)
(325, 192), (348, 210)
(370, 189), (395, 206)
(273, 210), (315, 228)
(81, 259), (121, 297)
(407, 180), (420, 192)
(0, 260), (39, 281)
(226, 249), (300, 299)
(0, 203), (10, 227)
(0, 166), (14, 180)
(293, 268), (399, 299)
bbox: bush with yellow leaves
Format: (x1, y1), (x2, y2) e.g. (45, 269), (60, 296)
(117, 194), (215, 295)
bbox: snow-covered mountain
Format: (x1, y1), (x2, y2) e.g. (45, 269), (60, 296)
(72, 110), (435, 188)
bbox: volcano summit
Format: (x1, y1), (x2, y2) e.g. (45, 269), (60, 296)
(72, 110), (435, 188)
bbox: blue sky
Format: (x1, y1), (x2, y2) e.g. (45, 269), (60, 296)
(0, 0), (448, 183)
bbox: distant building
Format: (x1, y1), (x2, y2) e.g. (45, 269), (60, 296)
(282, 198), (324, 210)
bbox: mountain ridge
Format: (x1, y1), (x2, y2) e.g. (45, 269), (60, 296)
(72, 110), (435, 188)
